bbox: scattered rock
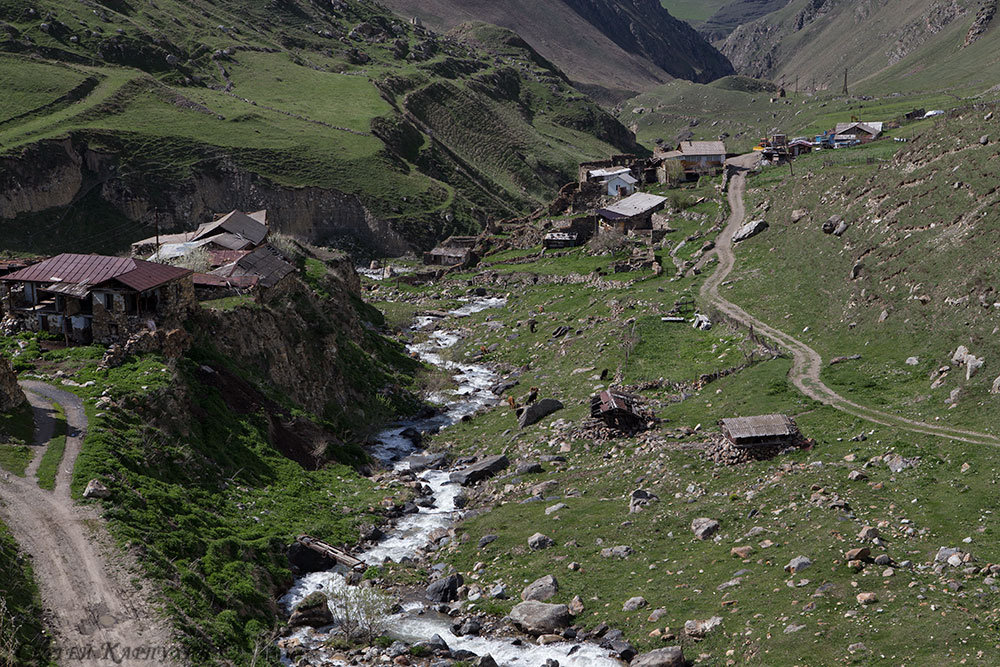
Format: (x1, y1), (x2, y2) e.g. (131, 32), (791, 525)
(856, 592), (878, 605)
(732, 219), (768, 243)
(791, 209), (809, 223)
(517, 398), (564, 428)
(425, 574), (464, 603)
(516, 462), (544, 475)
(450, 455), (510, 486)
(691, 518), (720, 540)
(980, 135), (990, 145)
(684, 616), (722, 638)
(906, 356), (919, 366)
(522, 575), (559, 602)
(630, 646), (685, 667)
(509, 602), (572, 635)
(0, 356), (25, 411)
(545, 503), (567, 515)
(622, 596), (647, 611)
(847, 470), (867, 481)
(845, 547), (871, 561)
(858, 526), (879, 541)
(784, 556), (812, 574)
(833, 219), (850, 237)
(885, 454), (919, 473)
(784, 623), (806, 634)
(629, 489), (659, 513)
(600, 545), (634, 558)
(478, 534), (498, 548)
(83, 479), (112, 499)
(528, 533), (555, 550)
(568, 595), (585, 614)
(731, 545), (753, 559)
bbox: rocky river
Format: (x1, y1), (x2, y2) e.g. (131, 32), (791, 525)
(279, 296), (625, 666)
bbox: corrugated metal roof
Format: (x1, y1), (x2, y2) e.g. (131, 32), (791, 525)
(194, 210), (268, 245)
(193, 272), (258, 288)
(598, 193), (668, 219)
(203, 232), (256, 251)
(2, 254), (135, 285)
(2, 254), (189, 292)
(589, 167), (631, 179)
(114, 260), (191, 292)
(208, 249), (250, 267)
(678, 141), (727, 156)
(721, 414), (796, 440)
(230, 245), (295, 288)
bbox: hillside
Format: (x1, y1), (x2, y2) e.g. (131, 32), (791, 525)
(0, 0), (638, 256)
(720, 0), (995, 92)
(376, 0), (735, 103)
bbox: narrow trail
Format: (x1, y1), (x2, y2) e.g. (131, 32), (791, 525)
(0, 382), (178, 665)
(700, 156), (1000, 447)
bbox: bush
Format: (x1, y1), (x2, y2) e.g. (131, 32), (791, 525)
(329, 585), (395, 646)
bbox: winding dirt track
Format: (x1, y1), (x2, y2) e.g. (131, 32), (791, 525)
(701, 156), (1000, 446)
(0, 382), (178, 665)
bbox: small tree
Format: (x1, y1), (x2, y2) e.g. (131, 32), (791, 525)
(329, 585), (395, 646)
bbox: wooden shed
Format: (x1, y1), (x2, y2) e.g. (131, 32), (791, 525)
(720, 414), (797, 448)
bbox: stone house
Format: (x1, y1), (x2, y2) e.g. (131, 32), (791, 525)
(1, 254), (194, 344)
(597, 193), (668, 233)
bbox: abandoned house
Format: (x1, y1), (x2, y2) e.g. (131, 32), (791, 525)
(597, 193), (668, 233)
(720, 414), (798, 448)
(590, 390), (644, 430)
(131, 210), (269, 260)
(0, 253), (194, 344)
(423, 236), (478, 267)
(206, 244), (296, 295)
(542, 232), (581, 249)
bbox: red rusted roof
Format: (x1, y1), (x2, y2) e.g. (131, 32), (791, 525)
(207, 249), (250, 267)
(115, 260), (190, 292)
(1, 253), (189, 292)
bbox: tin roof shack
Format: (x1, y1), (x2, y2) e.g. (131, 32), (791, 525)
(590, 390), (645, 431)
(132, 210), (269, 259)
(598, 193), (668, 233)
(833, 122), (882, 145)
(209, 244), (296, 299)
(1, 254), (194, 344)
(720, 414), (798, 448)
(423, 236), (478, 268)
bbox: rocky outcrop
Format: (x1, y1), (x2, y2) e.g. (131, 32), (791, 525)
(0, 356), (25, 413)
(288, 592), (333, 628)
(0, 137), (410, 255)
(516, 398), (563, 428)
(631, 647), (685, 667)
(965, 0), (997, 46)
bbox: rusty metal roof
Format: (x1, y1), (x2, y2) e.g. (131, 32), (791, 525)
(43, 282), (93, 298)
(1, 254), (189, 292)
(721, 414), (796, 440)
(225, 245), (295, 288)
(193, 272), (258, 288)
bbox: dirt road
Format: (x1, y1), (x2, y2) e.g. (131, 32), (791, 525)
(0, 382), (179, 665)
(701, 157), (1000, 446)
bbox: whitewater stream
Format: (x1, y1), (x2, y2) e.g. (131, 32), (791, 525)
(281, 296), (622, 666)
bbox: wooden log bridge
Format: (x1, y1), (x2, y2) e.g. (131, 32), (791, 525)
(296, 534), (367, 572)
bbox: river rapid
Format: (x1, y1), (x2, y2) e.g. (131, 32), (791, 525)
(280, 296), (622, 667)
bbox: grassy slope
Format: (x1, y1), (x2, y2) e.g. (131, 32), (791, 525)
(727, 110), (1000, 435)
(0, 521), (52, 666)
(0, 400), (34, 475)
(0, 0), (633, 252)
(363, 173), (1000, 664)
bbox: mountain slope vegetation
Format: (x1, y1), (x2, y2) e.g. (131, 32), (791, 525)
(0, 0), (637, 254)
(377, 0), (735, 103)
(720, 0), (995, 92)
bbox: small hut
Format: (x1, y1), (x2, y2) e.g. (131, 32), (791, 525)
(720, 414), (797, 448)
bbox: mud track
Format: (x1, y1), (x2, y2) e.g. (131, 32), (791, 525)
(701, 155), (1000, 446)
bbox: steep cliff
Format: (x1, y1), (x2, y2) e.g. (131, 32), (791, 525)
(0, 0), (637, 255)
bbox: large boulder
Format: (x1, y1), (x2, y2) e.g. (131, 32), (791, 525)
(288, 592), (333, 628)
(0, 356), (24, 413)
(516, 398), (563, 428)
(402, 452), (447, 472)
(426, 573), (464, 602)
(449, 455), (509, 486)
(509, 601), (572, 635)
(732, 219), (767, 243)
(521, 575), (558, 602)
(631, 647), (686, 667)
(287, 541), (336, 575)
